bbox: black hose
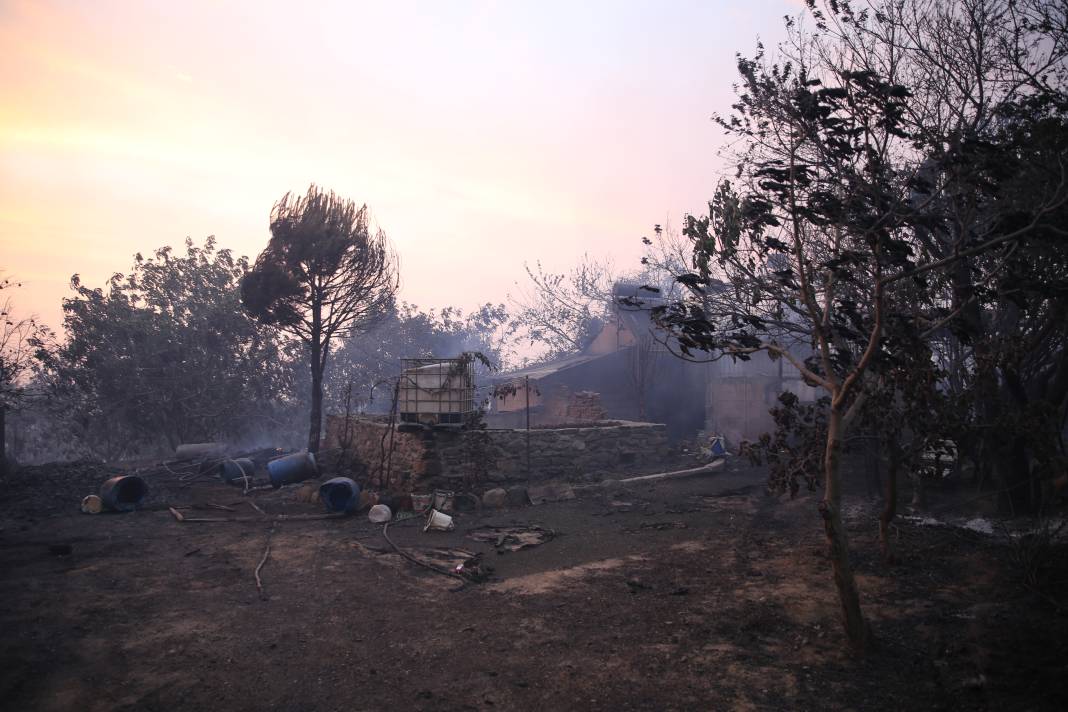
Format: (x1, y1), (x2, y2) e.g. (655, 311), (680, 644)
(381, 516), (468, 586)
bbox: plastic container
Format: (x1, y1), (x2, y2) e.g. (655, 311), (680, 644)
(319, 477), (360, 513)
(267, 451), (318, 488)
(432, 490), (455, 512)
(218, 458), (255, 484)
(424, 508), (455, 532)
(99, 475), (148, 512)
(368, 504), (392, 523)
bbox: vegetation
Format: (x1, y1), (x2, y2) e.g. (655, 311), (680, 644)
(508, 224), (692, 364)
(241, 185), (399, 453)
(34, 239), (298, 459)
(643, 0), (1068, 653)
(325, 301), (509, 413)
(0, 277), (50, 473)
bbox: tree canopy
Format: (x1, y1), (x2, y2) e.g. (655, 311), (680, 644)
(38, 238), (298, 459)
(643, 0), (1068, 654)
(241, 185), (398, 452)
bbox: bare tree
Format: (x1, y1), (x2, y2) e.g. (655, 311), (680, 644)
(508, 256), (617, 362)
(0, 277), (49, 473)
(511, 226), (694, 363)
(241, 185), (399, 452)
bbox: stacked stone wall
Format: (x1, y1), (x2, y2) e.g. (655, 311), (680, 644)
(324, 415), (672, 492)
(564, 390), (608, 422)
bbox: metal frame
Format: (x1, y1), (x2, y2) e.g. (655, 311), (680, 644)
(398, 357), (476, 425)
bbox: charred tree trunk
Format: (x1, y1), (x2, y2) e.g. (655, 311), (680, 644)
(951, 262), (1033, 512)
(910, 469), (926, 510)
(309, 354), (323, 454)
(0, 404), (7, 476)
(879, 446), (899, 564)
(821, 406), (870, 655)
(307, 298), (324, 454)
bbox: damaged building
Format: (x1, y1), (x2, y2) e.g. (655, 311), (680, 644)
(489, 283), (819, 446)
(325, 283), (818, 492)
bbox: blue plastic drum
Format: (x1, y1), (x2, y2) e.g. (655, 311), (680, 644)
(218, 458), (255, 484)
(319, 477), (360, 513)
(267, 451), (318, 488)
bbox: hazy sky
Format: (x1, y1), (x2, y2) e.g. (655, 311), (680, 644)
(1, 0), (796, 332)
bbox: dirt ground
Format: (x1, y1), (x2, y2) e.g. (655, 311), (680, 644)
(1, 460), (1066, 711)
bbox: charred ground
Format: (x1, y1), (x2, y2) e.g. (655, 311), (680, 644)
(1, 461), (1065, 711)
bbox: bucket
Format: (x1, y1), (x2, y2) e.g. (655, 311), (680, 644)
(368, 504), (392, 523)
(99, 475), (148, 512)
(267, 451), (318, 488)
(424, 508), (455, 532)
(218, 458), (255, 484)
(432, 490), (455, 512)
(411, 493), (433, 511)
(319, 477), (360, 513)
(81, 494), (103, 514)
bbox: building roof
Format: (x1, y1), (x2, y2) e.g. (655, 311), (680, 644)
(491, 351), (606, 382)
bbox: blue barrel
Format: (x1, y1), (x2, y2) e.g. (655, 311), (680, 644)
(319, 477), (360, 513)
(218, 458), (255, 484)
(267, 451), (318, 488)
(99, 475), (148, 512)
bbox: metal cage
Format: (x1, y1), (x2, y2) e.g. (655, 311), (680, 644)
(398, 358), (476, 426)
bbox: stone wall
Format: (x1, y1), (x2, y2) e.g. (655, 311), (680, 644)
(486, 388), (609, 429)
(323, 415), (429, 491)
(564, 391), (608, 422)
(324, 415), (672, 492)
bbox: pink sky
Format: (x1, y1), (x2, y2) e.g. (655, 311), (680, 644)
(0, 0), (795, 333)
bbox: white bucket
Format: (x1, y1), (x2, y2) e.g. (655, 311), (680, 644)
(368, 504), (393, 523)
(423, 508), (455, 532)
(432, 490), (454, 512)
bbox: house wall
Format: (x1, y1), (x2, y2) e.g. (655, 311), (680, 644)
(487, 347), (706, 438)
(644, 354), (707, 437)
(587, 316), (636, 355)
(488, 387), (609, 429)
(323, 415), (671, 491)
(703, 350), (820, 447)
(493, 382), (544, 413)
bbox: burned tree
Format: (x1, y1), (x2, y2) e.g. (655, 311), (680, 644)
(651, 0), (1068, 654)
(808, 0), (1068, 513)
(242, 185), (398, 453)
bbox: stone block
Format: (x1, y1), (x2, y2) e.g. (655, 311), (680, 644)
(482, 487), (508, 509)
(506, 485), (529, 507)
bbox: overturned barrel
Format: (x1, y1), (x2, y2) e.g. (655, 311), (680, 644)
(267, 451), (318, 488)
(99, 475), (148, 512)
(218, 458), (255, 484)
(319, 477), (360, 513)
